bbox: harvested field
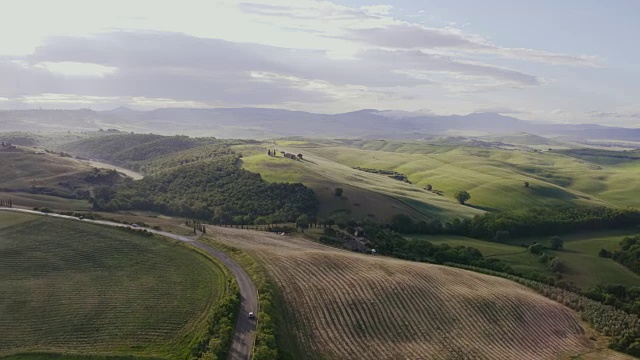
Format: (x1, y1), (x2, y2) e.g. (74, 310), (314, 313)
(204, 227), (626, 360)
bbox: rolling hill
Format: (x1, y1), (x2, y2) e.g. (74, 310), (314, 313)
(416, 229), (640, 289)
(240, 139), (639, 220)
(0, 144), (128, 206)
(0, 212), (229, 359)
(203, 226), (632, 360)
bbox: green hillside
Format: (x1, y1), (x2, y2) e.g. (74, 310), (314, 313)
(252, 140), (639, 216)
(238, 144), (479, 222)
(418, 229), (640, 289)
(0, 212), (229, 359)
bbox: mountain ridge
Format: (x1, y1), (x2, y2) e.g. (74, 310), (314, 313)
(1, 107), (638, 141)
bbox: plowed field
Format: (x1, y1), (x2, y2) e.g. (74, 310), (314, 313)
(205, 227), (628, 360)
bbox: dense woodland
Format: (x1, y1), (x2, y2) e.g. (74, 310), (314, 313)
(609, 236), (640, 275)
(92, 150), (318, 223)
(384, 207), (640, 240)
(45, 133), (319, 221)
(358, 223), (514, 274)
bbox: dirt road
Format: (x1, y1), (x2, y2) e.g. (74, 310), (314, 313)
(0, 208), (257, 360)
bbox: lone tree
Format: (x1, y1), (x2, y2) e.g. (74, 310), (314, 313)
(524, 181), (530, 188)
(297, 153), (303, 160)
(425, 184), (433, 191)
(454, 190), (470, 205)
(550, 236), (564, 250)
(528, 243), (544, 255)
(334, 187), (344, 197)
(598, 248), (612, 258)
(296, 214), (310, 232)
(548, 258), (565, 273)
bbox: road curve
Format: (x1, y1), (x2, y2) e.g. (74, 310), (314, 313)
(0, 208), (257, 360)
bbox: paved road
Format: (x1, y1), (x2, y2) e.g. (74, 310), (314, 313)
(0, 208), (257, 360)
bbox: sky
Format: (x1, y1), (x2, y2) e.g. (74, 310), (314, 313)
(0, 0), (639, 127)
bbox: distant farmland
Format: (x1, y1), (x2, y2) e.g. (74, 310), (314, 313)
(204, 227), (627, 360)
(0, 213), (228, 359)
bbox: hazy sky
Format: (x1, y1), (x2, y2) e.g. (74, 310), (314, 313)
(1, 0), (639, 126)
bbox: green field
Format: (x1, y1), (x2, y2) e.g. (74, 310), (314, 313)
(419, 230), (640, 289)
(238, 144), (481, 222)
(238, 140), (640, 220)
(0, 212), (228, 359)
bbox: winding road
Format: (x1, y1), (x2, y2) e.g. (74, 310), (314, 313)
(0, 208), (257, 360)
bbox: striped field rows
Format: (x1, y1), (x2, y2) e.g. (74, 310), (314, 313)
(0, 214), (226, 358)
(210, 227), (598, 360)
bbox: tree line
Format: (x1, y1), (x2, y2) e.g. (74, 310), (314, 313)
(600, 236), (640, 275)
(387, 206), (640, 241)
(0, 198), (12, 208)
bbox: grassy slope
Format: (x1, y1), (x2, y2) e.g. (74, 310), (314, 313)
(0, 148), (93, 191)
(419, 230), (640, 289)
(275, 140), (640, 212)
(0, 147), (112, 211)
(304, 144), (614, 210)
(479, 132), (575, 149)
(0, 213), (227, 359)
(238, 144), (481, 222)
(204, 226), (630, 360)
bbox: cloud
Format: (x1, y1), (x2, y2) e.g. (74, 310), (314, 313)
(0, 28), (552, 110)
(360, 5), (394, 16)
(20, 93), (210, 108)
(587, 111), (640, 118)
(347, 23), (601, 66)
(34, 62), (117, 77)
(238, 1), (375, 21)
(28, 31), (431, 86)
(0, 0), (608, 115)
(0, 36), (332, 106)
(361, 49), (540, 86)
(349, 24), (484, 50)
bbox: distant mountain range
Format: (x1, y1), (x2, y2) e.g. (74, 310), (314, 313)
(1, 107), (639, 142)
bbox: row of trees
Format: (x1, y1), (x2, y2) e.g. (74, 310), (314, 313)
(319, 221), (516, 274)
(0, 198), (12, 207)
(387, 207), (640, 241)
(189, 277), (240, 360)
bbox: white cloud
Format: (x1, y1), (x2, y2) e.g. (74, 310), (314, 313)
(34, 62), (117, 77)
(347, 23), (602, 66)
(360, 5), (394, 16)
(0, 0), (624, 125)
(18, 93), (211, 109)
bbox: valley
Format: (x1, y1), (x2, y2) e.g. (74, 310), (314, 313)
(1, 131), (638, 359)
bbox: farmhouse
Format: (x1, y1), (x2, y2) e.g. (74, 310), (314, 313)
(284, 152), (298, 160)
